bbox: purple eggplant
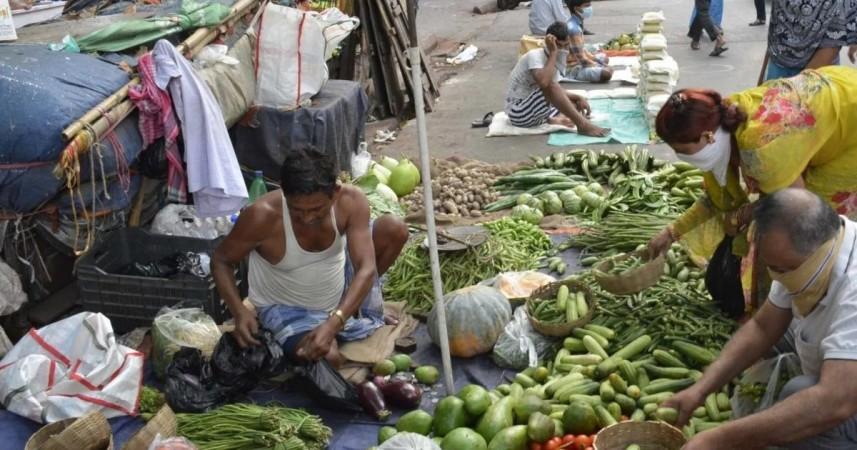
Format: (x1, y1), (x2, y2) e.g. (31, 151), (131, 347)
(380, 379), (422, 409)
(357, 381), (391, 421)
(372, 375), (390, 389)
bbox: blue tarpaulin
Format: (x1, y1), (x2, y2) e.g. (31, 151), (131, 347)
(0, 44), (143, 213)
(547, 98), (650, 146)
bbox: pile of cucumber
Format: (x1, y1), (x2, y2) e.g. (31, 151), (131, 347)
(528, 285), (589, 324)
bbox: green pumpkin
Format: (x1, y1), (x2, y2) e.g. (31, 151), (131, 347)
(428, 286), (512, 358)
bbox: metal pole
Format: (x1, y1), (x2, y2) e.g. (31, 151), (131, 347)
(406, 0), (454, 395)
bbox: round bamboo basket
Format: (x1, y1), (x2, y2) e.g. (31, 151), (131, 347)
(593, 249), (665, 295)
(526, 278), (595, 337)
(123, 405), (178, 450)
(594, 421), (686, 450)
(25, 411), (113, 450)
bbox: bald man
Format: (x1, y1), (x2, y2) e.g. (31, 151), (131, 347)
(665, 189), (857, 449)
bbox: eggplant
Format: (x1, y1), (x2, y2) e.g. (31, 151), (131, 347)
(372, 375), (390, 389)
(357, 381), (391, 421)
(380, 379), (422, 409)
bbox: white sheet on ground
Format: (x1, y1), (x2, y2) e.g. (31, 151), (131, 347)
(486, 112), (575, 137)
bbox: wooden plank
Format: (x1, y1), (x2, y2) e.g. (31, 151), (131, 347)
(378, 0), (437, 110)
(366, 0), (406, 118)
(358, 0), (392, 118)
(384, 0), (440, 98)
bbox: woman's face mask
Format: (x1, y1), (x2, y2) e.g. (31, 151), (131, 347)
(675, 127), (731, 186)
(580, 6), (593, 19)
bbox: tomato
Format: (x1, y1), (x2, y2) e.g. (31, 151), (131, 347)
(544, 437), (563, 450)
(529, 443), (544, 450)
(561, 434), (576, 444)
(574, 435), (594, 447)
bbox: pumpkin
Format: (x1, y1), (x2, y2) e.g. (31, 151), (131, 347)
(428, 285), (512, 358)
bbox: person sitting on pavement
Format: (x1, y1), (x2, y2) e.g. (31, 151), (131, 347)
(528, 0), (570, 36)
(564, 0), (612, 83)
(504, 22), (610, 137)
(212, 145), (408, 368)
(665, 188), (857, 449)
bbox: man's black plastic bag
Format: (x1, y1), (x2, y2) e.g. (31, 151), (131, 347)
(211, 330), (286, 388)
(705, 236), (745, 318)
(164, 347), (229, 413)
(294, 360), (362, 412)
(120, 252), (208, 279)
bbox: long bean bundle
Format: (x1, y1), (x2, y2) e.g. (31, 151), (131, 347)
(567, 211), (676, 255)
(384, 218), (552, 314)
(176, 403), (331, 450)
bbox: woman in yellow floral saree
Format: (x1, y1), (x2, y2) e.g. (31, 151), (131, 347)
(648, 66), (857, 309)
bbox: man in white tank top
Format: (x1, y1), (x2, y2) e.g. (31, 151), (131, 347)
(212, 146), (408, 368)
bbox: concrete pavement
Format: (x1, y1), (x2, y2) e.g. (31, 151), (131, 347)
(373, 0), (771, 163)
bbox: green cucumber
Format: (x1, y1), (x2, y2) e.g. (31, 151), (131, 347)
(600, 381), (616, 403)
(653, 349), (688, 368)
(563, 338), (586, 353)
(582, 335), (610, 360)
(643, 364), (691, 379)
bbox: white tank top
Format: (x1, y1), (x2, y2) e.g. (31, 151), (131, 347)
(247, 193), (346, 311)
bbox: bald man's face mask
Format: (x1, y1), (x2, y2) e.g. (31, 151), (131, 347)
(768, 226), (844, 316)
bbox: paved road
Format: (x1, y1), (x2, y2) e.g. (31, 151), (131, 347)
(374, 0), (772, 163)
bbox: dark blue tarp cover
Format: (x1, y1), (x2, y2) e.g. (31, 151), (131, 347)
(0, 326), (514, 450)
(0, 44), (143, 213)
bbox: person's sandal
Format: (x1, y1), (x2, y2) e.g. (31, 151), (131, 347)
(710, 45), (729, 57)
(471, 112), (494, 128)
(691, 41), (700, 50)
(749, 19), (766, 26)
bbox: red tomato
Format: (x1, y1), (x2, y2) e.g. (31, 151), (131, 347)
(529, 443), (544, 450)
(574, 435), (594, 447)
(544, 437), (563, 450)
(561, 434), (576, 444)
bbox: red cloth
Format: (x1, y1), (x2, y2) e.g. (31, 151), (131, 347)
(129, 52), (187, 202)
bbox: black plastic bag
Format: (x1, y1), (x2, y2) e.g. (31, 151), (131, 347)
(294, 360), (362, 413)
(705, 236), (745, 318)
(211, 330), (286, 388)
(164, 348), (229, 413)
(136, 138), (169, 180)
(120, 252), (208, 279)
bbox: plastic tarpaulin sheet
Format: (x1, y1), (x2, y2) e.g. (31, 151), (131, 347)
(0, 44), (143, 213)
(74, 0), (230, 53)
(233, 79), (368, 178)
(547, 98), (650, 146)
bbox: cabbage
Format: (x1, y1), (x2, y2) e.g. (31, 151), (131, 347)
(511, 204), (543, 225)
(563, 196), (583, 214)
(388, 159), (421, 197)
(368, 163), (391, 185)
(380, 156), (399, 171)
(581, 191), (603, 209)
(587, 182), (605, 195)
(539, 191), (562, 215)
(559, 190), (579, 204)
(573, 184), (590, 197)
(516, 193), (535, 206)
(375, 183), (399, 203)
(525, 197), (544, 212)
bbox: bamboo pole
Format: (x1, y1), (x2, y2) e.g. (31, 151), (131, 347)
(60, 0), (259, 142)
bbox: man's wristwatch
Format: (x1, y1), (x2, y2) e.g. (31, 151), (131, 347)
(329, 309), (347, 327)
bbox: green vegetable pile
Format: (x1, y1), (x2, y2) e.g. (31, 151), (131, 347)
(604, 254), (645, 276)
(175, 403), (331, 450)
(487, 147), (705, 220)
(528, 285), (589, 324)
(384, 218), (551, 314)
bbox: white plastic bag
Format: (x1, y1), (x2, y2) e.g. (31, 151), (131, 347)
(148, 434), (198, 450)
(150, 204), (233, 239)
(378, 432), (441, 450)
(194, 44), (240, 68)
(351, 143), (371, 178)
(255, 4), (328, 110)
(0, 260), (27, 315)
(479, 271), (556, 300)
(731, 352), (802, 418)
(0, 0), (17, 42)
(492, 307), (557, 370)
(0, 312), (144, 423)
(151, 307), (222, 379)
(641, 11), (666, 24)
(315, 7), (360, 61)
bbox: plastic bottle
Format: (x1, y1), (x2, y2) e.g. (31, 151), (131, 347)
(248, 170), (268, 203)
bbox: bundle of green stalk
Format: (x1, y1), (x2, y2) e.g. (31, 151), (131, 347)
(567, 211), (676, 256)
(174, 403), (331, 450)
(384, 217), (552, 314)
(594, 163), (704, 219)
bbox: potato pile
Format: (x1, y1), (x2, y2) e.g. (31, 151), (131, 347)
(401, 160), (506, 218)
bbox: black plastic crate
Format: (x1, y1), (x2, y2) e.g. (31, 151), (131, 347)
(77, 228), (246, 332)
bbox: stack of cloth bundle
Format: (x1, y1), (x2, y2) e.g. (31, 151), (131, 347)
(635, 11), (680, 136)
